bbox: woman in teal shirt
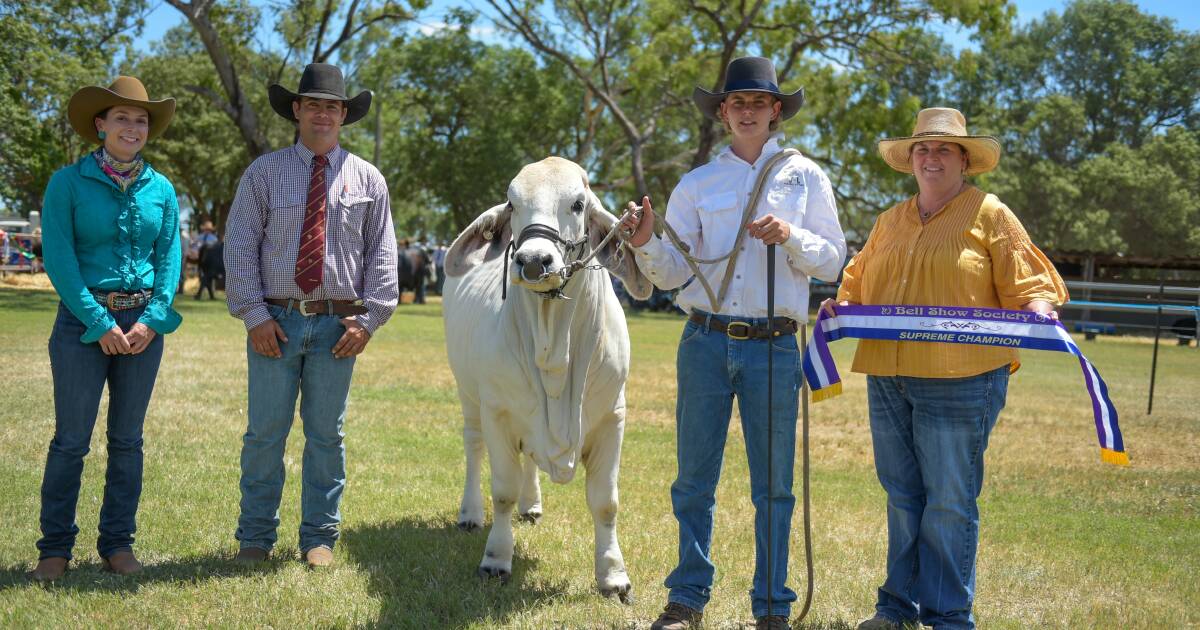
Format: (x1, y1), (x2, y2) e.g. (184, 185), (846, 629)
(30, 77), (181, 581)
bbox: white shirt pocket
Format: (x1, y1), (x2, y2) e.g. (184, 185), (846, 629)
(696, 190), (741, 254)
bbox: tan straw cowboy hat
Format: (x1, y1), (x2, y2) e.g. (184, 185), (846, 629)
(67, 76), (176, 145)
(878, 107), (1000, 176)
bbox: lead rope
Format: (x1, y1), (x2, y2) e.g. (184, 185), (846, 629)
(765, 250), (814, 627)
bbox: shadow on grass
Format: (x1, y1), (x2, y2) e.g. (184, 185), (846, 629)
(342, 516), (572, 629)
(0, 551), (288, 594)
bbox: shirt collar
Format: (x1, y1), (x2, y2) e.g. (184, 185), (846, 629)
(716, 133), (787, 167)
(294, 142), (344, 170)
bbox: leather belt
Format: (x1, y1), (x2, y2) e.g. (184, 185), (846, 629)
(91, 289), (150, 311)
(688, 311), (798, 340)
(264, 298), (368, 317)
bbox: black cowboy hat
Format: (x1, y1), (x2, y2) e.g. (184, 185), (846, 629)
(268, 63), (372, 125)
(692, 56), (805, 122)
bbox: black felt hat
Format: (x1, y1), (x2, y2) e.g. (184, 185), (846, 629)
(268, 63), (372, 125)
(692, 56), (805, 122)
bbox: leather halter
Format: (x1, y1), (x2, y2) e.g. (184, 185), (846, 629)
(502, 221), (590, 300)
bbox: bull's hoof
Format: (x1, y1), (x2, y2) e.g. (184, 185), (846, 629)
(518, 510), (542, 524)
(457, 520), (483, 532)
(599, 583), (634, 605)
(477, 566), (511, 583)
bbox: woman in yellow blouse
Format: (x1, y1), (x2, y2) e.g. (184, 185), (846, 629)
(828, 108), (1068, 630)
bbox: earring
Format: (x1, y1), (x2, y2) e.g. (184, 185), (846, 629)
(97, 130), (106, 141)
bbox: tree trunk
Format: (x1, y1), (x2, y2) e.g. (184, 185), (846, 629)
(166, 0), (271, 157)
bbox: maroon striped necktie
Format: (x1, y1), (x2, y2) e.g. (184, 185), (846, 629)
(295, 153), (327, 293)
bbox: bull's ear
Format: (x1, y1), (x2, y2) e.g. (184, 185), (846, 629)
(445, 202), (512, 277)
(587, 190), (653, 300)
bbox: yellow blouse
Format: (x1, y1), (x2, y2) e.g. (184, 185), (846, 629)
(836, 186), (1069, 378)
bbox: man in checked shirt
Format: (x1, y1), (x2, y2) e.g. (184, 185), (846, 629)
(223, 63), (398, 569)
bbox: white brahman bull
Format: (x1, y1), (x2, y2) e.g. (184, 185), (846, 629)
(442, 157), (652, 602)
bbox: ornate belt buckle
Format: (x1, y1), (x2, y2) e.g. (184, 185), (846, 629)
(106, 293), (118, 310)
(726, 321), (751, 340)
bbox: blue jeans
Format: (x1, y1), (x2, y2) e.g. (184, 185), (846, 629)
(38, 302), (164, 561)
(236, 304), (356, 553)
(665, 312), (800, 618)
(867, 365), (1010, 630)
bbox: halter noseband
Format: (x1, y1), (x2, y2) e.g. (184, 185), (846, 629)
(500, 221), (591, 300)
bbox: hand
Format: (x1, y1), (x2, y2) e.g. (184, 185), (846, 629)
(332, 317), (370, 358)
(1023, 299), (1059, 321)
(99, 326), (132, 355)
(746, 214), (791, 245)
(620, 196), (655, 247)
(125, 322), (157, 355)
(249, 319), (288, 358)
(819, 298), (856, 318)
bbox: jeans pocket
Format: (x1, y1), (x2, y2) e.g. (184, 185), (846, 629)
(768, 334), (799, 354)
(680, 319), (704, 344)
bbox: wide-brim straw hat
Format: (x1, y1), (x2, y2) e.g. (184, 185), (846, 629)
(878, 107), (1001, 176)
(268, 63), (371, 125)
(692, 56), (805, 122)
(67, 76), (176, 145)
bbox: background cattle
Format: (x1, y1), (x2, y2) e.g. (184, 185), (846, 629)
(441, 157), (652, 602)
(397, 245), (433, 304)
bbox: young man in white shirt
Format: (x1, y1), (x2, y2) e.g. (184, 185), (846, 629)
(622, 56), (846, 630)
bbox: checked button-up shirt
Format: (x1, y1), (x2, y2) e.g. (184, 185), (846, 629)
(224, 142), (399, 334)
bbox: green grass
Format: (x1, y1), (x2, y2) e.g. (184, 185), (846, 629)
(0, 287), (1196, 628)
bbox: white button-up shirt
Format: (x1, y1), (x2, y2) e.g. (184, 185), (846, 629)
(633, 136), (846, 323)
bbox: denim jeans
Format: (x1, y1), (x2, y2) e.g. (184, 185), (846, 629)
(867, 365), (1010, 630)
(236, 304), (356, 554)
(38, 302), (164, 561)
(665, 311), (801, 618)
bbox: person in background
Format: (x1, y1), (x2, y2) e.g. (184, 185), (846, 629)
(828, 108), (1068, 630)
(31, 76), (181, 580)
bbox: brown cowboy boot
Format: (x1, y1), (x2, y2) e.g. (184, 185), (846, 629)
(101, 551), (143, 575)
(650, 601), (703, 629)
(304, 545), (334, 569)
(235, 547), (270, 564)
(28, 557), (68, 582)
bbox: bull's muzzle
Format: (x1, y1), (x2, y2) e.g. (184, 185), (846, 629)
(515, 251), (555, 282)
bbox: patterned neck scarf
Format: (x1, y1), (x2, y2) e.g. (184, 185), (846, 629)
(93, 148), (145, 192)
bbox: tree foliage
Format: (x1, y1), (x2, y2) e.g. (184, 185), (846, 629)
(0, 0), (149, 215)
(3, 0), (1196, 257)
(959, 0), (1200, 256)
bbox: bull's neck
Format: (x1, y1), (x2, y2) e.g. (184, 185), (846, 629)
(503, 267), (606, 398)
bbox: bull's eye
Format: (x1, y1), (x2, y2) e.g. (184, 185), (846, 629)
(571, 199), (584, 213)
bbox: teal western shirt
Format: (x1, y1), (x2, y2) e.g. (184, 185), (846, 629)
(41, 154), (183, 343)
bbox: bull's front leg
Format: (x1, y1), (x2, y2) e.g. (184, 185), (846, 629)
(458, 402), (485, 531)
(479, 418), (522, 582)
(517, 454), (543, 523)
(583, 411), (633, 604)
